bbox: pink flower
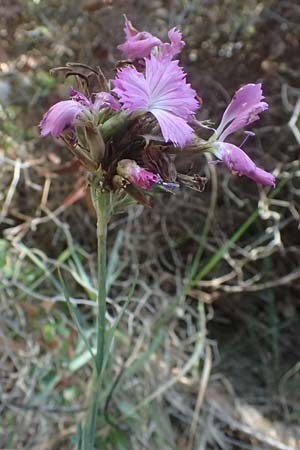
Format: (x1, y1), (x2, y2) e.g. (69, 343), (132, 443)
(39, 100), (86, 138)
(93, 92), (121, 111)
(216, 83), (268, 141)
(117, 159), (161, 189)
(112, 55), (199, 147)
(212, 83), (275, 187)
(216, 143), (275, 187)
(70, 87), (92, 108)
(159, 28), (185, 61)
(117, 16), (162, 60)
(40, 88), (120, 138)
(117, 16), (184, 61)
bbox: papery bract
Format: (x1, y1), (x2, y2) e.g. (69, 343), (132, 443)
(112, 55), (199, 147)
(117, 159), (161, 189)
(216, 142), (275, 187)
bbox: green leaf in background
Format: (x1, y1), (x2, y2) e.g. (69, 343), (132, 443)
(0, 239), (9, 268)
(42, 323), (56, 344)
(105, 429), (130, 450)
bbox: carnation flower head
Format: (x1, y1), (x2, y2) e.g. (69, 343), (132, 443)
(112, 55), (199, 147)
(39, 23), (277, 199)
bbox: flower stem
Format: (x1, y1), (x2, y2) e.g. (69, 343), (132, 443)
(95, 189), (110, 375)
(81, 187), (111, 450)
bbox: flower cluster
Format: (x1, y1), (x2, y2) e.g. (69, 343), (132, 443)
(39, 16), (275, 201)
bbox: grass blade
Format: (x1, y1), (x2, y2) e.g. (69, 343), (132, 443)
(58, 269), (96, 365)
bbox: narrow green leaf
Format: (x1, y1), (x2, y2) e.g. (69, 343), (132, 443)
(107, 230), (125, 291)
(194, 175), (291, 283)
(58, 269), (96, 365)
(124, 329), (164, 379)
(102, 272), (138, 373)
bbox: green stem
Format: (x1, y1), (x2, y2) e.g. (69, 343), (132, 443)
(81, 187), (111, 450)
(95, 190), (110, 375)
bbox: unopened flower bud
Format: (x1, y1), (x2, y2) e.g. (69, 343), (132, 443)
(101, 111), (128, 141)
(117, 159), (161, 190)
